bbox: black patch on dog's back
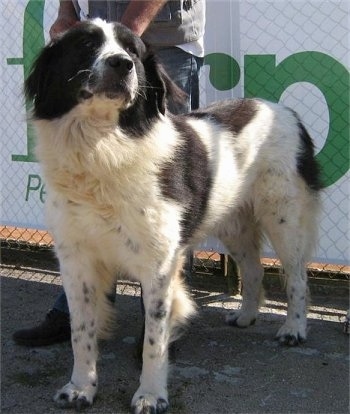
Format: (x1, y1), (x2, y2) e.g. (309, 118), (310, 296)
(186, 99), (257, 135)
(159, 117), (212, 244)
(296, 121), (322, 191)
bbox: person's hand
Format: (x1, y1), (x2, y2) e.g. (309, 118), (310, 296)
(49, 16), (78, 40)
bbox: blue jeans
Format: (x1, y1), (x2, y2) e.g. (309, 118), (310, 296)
(155, 46), (203, 113)
(54, 48), (202, 314)
(54, 290), (69, 313)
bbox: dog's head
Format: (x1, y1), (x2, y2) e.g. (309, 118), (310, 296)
(25, 19), (183, 132)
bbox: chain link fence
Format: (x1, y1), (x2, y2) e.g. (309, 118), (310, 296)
(196, 0), (349, 282)
(1, 1), (349, 292)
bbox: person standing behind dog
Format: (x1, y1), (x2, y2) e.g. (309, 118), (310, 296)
(13, 0), (205, 347)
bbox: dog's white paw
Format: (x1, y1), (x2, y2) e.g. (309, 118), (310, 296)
(131, 390), (169, 414)
(275, 321), (306, 346)
(225, 310), (257, 328)
(54, 381), (97, 410)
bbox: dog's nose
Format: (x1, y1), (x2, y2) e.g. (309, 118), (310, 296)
(106, 54), (134, 74)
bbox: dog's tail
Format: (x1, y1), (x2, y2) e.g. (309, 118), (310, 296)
(169, 256), (197, 342)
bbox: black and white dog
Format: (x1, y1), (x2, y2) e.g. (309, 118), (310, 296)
(25, 19), (321, 413)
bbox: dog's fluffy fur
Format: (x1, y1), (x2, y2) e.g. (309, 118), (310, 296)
(26, 19), (321, 413)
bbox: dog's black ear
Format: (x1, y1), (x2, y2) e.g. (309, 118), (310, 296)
(25, 37), (84, 120)
(143, 52), (186, 115)
(25, 44), (52, 103)
(25, 41), (67, 119)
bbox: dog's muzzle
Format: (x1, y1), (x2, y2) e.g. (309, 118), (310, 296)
(81, 53), (138, 104)
(105, 54), (134, 74)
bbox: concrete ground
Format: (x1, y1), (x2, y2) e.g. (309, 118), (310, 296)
(1, 258), (349, 414)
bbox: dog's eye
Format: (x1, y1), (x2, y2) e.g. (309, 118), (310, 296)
(82, 40), (95, 49)
(126, 45), (138, 56)
(79, 35), (99, 50)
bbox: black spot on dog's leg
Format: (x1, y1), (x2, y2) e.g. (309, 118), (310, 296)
(150, 300), (166, 320)
(79, 323), (86, 332)
(82, 282), (89, 295)
(126, 238), (140, 254)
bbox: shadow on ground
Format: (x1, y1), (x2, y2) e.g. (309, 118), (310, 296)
(1, 271), (349, 414)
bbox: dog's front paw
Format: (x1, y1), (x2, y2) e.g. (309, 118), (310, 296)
(275, 321), (306, 346)
(225, 310), (256, 328)
(54, 381), (97, 410)
(131, 391), (169, 414)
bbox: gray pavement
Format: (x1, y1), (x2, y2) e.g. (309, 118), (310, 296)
(1, 266), (349, 414)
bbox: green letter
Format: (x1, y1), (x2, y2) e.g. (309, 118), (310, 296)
(8, 0), (45, 162)
(245, 52), (349, 187)
(204, 53), (240, 91)
(40, 183), (46, 203)
(25, 174), (41, 201)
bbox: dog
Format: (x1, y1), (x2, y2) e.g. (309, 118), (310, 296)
(25, 19), (321, 413)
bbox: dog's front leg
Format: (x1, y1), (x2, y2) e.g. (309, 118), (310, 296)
(53, 252), (100, 410)
(131, 276), (173, 414)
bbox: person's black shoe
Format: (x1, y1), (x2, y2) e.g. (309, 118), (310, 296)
(13, 309), (71, 347)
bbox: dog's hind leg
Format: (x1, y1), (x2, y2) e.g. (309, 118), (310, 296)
(219, 209), (265, 328)
(259, 185), (319, 346)
(131, 254), (195, 414)
(53, 245), (114, 409)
